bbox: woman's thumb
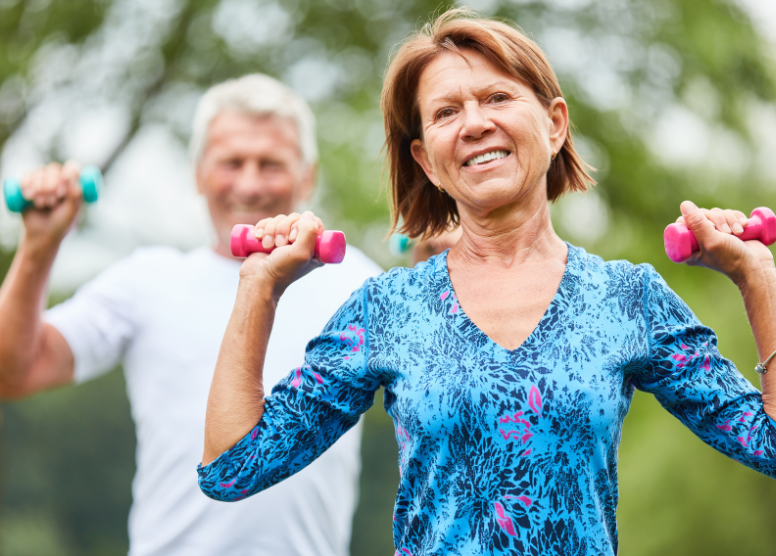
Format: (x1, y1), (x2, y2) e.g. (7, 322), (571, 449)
(292, 215), (319, 258)
(680, 200), (714, 240)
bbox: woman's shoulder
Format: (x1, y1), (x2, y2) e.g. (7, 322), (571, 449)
(362, 252), (445, 297)
(571, 244), (658, 283)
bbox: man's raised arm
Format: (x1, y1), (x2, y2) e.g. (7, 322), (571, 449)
(0, 162), (83, 399)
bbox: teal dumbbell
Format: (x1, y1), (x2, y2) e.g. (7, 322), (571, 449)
(3, 165), (102, 213)
(389, 233), (414, 256)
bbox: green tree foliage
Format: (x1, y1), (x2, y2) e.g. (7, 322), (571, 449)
(2, 0), (776, 555)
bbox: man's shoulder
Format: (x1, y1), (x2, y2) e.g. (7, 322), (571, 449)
(77, 245), (189, 294)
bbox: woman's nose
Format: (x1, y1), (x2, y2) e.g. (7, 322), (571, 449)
(460, 102), (495, 140)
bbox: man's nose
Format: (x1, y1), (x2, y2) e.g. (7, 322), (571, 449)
(460, 101), (495, 140)
(233, 163), (264, 196)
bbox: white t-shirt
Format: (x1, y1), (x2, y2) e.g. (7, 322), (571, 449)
(45, 245), (383, 556)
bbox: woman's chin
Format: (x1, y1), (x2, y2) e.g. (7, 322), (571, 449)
(458, 179), (528, 205)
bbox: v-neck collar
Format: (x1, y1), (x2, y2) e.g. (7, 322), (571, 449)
(433, 243), (580, 357)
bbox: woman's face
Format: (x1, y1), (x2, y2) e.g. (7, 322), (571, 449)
(411, 49), (568, 217)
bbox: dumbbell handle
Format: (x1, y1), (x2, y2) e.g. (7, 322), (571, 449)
(230, 224), (347, 264)
(664, 207), (776, 263)
(3, 166), (102, 213)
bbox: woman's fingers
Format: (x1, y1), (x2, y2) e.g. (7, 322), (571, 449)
(290, 211), (324, 242)
(705, 208), (731, 234)
(259, 215), (286, 249)
(694, 207), (751, 236)
(727, 209), (747, 235)
(273, 213), (301, 247)
(253, 212), (322, 249)
(253, 217), (272, 241)
(288, 215), (322, 262)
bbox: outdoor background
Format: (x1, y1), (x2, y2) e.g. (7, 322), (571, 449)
(1, 0), (776, 554)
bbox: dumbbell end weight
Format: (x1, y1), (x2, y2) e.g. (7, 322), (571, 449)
(3, 179), (27, 213)
(3, 166), (102, 213)
(664, 223), (698, 263)
(79, 166), (102, 203)
(230, 224), (347, 264)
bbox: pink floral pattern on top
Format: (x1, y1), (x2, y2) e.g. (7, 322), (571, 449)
(342, 324), (364, 360)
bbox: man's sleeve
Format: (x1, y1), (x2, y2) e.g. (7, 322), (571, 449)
(45, 251), (144, 383)
(633, 265), (776, 477)
(198, 282), (381, 501)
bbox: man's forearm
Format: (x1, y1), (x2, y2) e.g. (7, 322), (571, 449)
(202, 279), (277, 465)
(0, 240), (58, 391)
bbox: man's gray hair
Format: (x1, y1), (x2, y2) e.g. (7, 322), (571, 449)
(190, 74), (318, 166)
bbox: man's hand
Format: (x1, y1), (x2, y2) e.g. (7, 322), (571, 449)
(20, 161), (84, 252)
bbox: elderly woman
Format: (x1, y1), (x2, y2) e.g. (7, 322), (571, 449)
(199, 10), (776, 555)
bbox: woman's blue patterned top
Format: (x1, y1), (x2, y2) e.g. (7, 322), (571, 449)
(198, 244), (776, 555)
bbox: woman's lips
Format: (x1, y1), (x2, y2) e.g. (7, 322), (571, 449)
(464, 149), (511, 167)
(462, 151), (512, 170)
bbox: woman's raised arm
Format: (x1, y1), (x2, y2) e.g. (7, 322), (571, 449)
(677, 201), (776, 420)
(202, 213), (323, 465)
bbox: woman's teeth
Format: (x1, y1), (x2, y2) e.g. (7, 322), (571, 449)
(465, 150), (509, 166)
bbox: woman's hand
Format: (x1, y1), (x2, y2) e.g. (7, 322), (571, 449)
(238, 211), (325, 299)
(19, 161), (84, 253)
(677, 201), (776, 288)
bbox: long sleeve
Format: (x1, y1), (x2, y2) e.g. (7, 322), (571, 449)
(634, 265), (776, 477)
(198, 283), (381, 501)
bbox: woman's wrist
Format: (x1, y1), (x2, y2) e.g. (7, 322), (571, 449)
(236, 274), (283, 307)
(735, 259), (776, 295)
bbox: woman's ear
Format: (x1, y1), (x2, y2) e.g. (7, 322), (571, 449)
(411, 138), (439, 185)
(548, 98), (569, 154)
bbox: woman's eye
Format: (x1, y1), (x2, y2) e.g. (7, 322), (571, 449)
(435, 108), (455, 121)
(490, 93), (510, 104)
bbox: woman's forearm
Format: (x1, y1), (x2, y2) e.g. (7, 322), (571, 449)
(738, 263), (776, 419)
(202, 278), (278, 465)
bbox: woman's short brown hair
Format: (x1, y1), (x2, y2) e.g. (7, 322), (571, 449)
(382, 8), (595, 239)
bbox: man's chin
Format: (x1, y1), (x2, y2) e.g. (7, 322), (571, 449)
(226, 212), (272, 226)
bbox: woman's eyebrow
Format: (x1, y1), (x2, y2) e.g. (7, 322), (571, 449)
(471, 80), (520, 95)
(425, 80), (520, 105)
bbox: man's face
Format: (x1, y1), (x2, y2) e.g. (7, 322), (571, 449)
(196, 111), (314, 253)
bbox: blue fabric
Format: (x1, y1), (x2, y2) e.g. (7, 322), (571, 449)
(198, 244), (776, 555)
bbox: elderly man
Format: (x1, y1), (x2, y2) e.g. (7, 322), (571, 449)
(0, 74), (381, 556)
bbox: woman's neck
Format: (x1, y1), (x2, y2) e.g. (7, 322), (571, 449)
(450, 194), (565, 270)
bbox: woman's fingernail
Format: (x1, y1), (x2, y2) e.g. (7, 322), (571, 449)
(254, 227), (264, 238)
(733, 223), (744, 234)
(275, 235), (286, 246)
(289, 229), (298, 241)
(722, 224), (731, 233)
(263, 235), (273, 248)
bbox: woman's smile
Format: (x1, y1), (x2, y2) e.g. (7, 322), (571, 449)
(462, 148), (513, 170)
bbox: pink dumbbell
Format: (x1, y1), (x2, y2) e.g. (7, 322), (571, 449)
(664, 207), (776, 263)
(230, 224), (347, 264)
